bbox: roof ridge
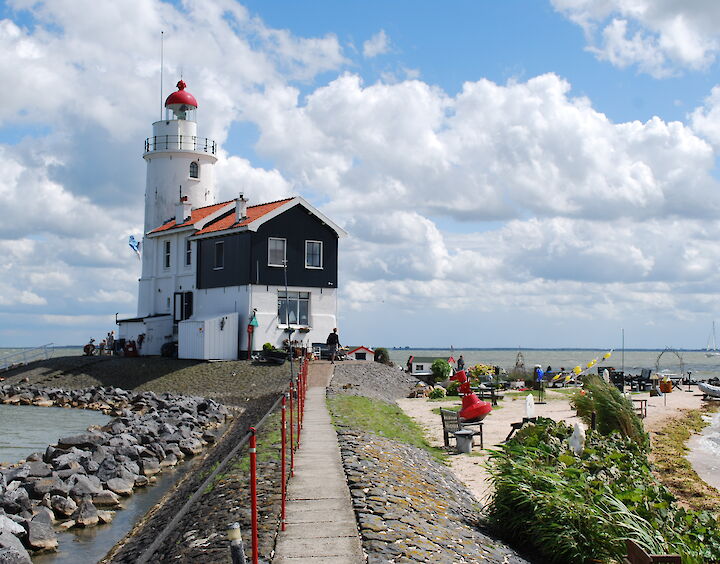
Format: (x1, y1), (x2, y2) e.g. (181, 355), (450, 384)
(195, 196), (295, 212)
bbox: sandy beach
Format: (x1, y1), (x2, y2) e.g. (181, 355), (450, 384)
(398, 386), (712, 503)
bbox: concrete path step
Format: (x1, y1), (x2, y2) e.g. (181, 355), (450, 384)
(273, 362), (364, 563)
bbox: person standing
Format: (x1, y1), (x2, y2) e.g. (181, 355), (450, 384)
(326, 328), (340, 364)
(457, 355), (465, 371)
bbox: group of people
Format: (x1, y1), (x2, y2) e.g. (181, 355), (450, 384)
(84, 331), (117, 356)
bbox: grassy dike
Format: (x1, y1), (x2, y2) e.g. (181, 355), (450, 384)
(650, 403), (720, 513)
(327, 394), (446, 462)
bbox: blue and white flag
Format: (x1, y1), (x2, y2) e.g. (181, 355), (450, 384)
(128, 235), (141, 259)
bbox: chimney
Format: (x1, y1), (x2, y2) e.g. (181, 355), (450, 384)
(236, 194), (248, 222)
(176, 196), (191, 224)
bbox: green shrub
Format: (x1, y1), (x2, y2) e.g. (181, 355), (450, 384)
(262, 342), (274, 351)
(486, 418), (720, 564)
(373, 347), (390, 364)
(570, 374), (647, 448)
(428, 386), (446, 399)
(446, 380), (460, 396)
(431, 359), (451, 382)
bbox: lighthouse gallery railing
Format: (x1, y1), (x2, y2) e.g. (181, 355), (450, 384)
(144, 135), (217, 154)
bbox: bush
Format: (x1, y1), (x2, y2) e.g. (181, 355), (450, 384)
(486, 418), (720, 563)
(428, 386), (446, 400)
(570, 374), (647, 448)
(374, 347), (390, 364)
(446, 380), (460, 396)
(262, 342), (274, 351)
(431, 359), (451, 382)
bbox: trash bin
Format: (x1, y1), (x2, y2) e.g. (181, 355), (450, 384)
(454, 430), (474, 454)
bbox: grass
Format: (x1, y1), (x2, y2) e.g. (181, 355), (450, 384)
(328, 395), (446, 462)
(650, 404), (720, 513)
(204, 411), (283, 492)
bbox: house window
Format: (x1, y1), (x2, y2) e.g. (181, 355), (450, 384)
(163, 240), (171, 268)
(305, 240), (323, 269)
(173, 291), (193, 321)
(185, 239), (192, 266)
(278, 291), (309, 325)
(355, 352), (366, 360)
(268, 237), (286, 267)
(416, 364), (423, 372)
(214, 241), (224, 269)
(189, 161), (199, 179)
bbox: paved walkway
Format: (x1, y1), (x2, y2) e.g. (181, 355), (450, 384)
(273, 362), (364, 563)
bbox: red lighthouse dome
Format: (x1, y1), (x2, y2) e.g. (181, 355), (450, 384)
(165, 80), (197, 120)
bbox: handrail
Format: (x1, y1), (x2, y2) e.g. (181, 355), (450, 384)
(0, 343), (54, 371)
(144, 135), (217, 155)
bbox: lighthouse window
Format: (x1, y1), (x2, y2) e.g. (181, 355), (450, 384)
(185, 239), (192, 266)
(214, 241), (224, 269)
(268, 237), (286, 267)
(163, 240), (171, 268)
(189, 162), (199, 179)
(278, 291), (309, 326)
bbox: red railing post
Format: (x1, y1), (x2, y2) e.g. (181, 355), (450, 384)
(249, 427), (259, 564)
(281, 394), (287, 531)
(289, 382), (295, 477)
(297, 367), (303, 445)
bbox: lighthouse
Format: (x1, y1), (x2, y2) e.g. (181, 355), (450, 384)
(137, 80), (217, 317)
(119, 78), (346, 360)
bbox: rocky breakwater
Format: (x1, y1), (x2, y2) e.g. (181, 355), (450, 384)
(0, 385), (229, 562)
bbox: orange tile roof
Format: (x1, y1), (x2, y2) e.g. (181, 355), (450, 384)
(150, 198), (295, 236)
(194, 198), (294, 235)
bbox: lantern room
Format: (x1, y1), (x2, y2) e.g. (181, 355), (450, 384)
(165, 79), (197, 121)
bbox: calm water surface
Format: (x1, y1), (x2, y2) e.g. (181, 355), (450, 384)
(0, 405), (110, 464)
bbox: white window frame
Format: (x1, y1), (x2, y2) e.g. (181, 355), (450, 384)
(163, 240), (171, 269)
(214, 241), (224, 270)
(277, 290), (310, 327)
(185, 239), (192, 267)
(268, 237), (286, 267)
(189, 161), (199, 179)
(305, 240), (323, 269)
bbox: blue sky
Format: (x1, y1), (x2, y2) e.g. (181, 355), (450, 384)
(2, 0), (720, 349)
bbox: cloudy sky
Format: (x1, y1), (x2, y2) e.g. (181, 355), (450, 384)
(2, 0), (720, 349)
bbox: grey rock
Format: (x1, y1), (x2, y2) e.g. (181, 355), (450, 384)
(50, 495), (77, 518)
(0, 516), (24, 537)
(106, 478), (133, 496)
(57, 432), (108, 450)
(69, 475), (103, 498)
(178, 438), (203, 456)
(25, 512), (57, 551)
(139, 458), (160, 476)
(0, 531), (31, 563)
(92, 490), (120, 507)
(71, 499), (98, 527)
(26, 462), (51, 478)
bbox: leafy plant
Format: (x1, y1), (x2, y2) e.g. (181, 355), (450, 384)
(446, 380), (460, 396)
(428, 386), (446, 399)
(570, 374), (647, 448)
(485, 418), (720, 564)
(262, 342), (274, 351)
(431, 359), (451, 382)
(373, 347), (390, 364)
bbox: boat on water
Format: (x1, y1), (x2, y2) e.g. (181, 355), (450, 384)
(698, 381), (720, 398)
(706, 321), (720, 357)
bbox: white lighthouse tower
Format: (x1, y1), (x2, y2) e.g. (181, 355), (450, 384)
(137, 80), (217, 317)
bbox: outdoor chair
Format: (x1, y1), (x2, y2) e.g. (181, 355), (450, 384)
(440, 408), (483, 449)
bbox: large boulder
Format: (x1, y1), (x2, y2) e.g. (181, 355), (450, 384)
(24, 512), (57, 551)
(0, 515), (24, 536)
(57, 432), (108, 450)
(50, 495), (77, 518)
(105, 478), (133, 497)
(0, 531), (32, 563)
(92, 490), (120, 507)
(69, 475), (103, 499)
(71, 499), (98, 528)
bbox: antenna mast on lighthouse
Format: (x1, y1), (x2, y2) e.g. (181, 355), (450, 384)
(160, 31), (164, 120)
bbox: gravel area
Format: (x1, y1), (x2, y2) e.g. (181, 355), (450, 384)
(329, 361), (421, 403)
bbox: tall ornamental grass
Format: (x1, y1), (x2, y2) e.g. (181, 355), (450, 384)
(485, 419), (720, 564)
(571, 374), (647, 448)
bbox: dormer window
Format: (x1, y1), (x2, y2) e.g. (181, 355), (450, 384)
(189, 162), (199, 179)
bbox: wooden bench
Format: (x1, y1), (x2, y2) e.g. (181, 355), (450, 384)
(471, 387), (504, 406)
(624, 539), (681, 563)
(632, 398), (648, 419)
(440, 408), (483, 449)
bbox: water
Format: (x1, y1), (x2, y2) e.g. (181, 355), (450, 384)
(687, 412), (720, 492)
(387, 348), (720, 380)
(0, 405), (110, 464)
(0, 404), (206, 563)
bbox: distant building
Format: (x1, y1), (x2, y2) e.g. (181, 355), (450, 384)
(408, 356), (448, 376)
(118, 80), (346, 359)
(346, 346), (374, 361)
